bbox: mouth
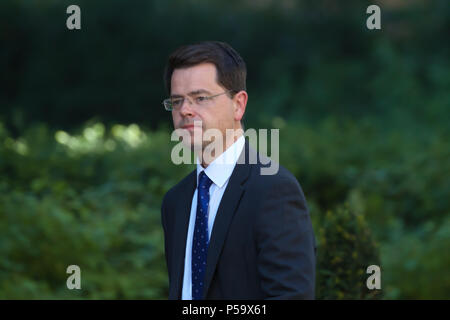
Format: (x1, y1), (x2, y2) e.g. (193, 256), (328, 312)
(181, 122), (203, 129)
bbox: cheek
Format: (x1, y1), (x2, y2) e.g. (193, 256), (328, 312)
(210, 107), (231, 128)
(192, 112), (206, 126)
(172, 112), (179, 126)
(227, 105), (237, 124)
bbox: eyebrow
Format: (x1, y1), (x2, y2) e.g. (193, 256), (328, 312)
(170, 89), (212, 98)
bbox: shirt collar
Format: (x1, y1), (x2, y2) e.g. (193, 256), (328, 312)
(196, 135), (245, 188)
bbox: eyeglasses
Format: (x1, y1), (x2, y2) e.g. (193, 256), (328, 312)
(162, 90), (232, 111)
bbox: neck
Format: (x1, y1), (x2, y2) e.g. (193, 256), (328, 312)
(199, 131), (243, 168)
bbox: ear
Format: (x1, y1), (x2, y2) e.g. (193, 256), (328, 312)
(233, 90), (248, 123)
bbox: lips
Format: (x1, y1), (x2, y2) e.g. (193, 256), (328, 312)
(181, 122), (203, 130)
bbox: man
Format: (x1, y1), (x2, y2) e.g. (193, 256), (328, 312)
(160, 41), (316, 300)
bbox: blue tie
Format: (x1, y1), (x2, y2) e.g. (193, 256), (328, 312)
(192, 171), (213, 300)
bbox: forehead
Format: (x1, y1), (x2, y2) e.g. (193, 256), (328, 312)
(171, 62), (222, 94)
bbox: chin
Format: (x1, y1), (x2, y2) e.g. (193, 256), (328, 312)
(179, 135), (201, 151)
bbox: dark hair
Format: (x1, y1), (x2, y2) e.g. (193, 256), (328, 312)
(164, 41), (247, 97)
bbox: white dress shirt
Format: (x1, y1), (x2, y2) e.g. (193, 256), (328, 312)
(181, 135), (246, 300)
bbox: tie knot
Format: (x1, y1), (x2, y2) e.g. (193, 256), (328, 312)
(198, 171), (213, 190)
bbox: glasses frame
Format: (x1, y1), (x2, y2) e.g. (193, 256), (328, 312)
(162, 90), (234, 111)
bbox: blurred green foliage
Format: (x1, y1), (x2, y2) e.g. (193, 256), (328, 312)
(316, 205), (381, 299)
(0, 122), (187, 299)
(1, 118), (448, 299)
(0, 0), (449, 299)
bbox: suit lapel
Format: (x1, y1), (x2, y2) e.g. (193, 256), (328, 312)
(202, 140), (253, 298)
(169, 170), (196, 300)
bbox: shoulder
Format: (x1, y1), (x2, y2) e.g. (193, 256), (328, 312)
(253, 162), (303, 194)
(242, 145), (307, 204)
(248, 145), (301, 188)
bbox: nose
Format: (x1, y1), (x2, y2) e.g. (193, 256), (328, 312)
(179, 97), (195, 117)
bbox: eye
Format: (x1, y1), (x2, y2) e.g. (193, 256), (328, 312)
(195, 96), (208, 103)
(172, 98), (183, 107)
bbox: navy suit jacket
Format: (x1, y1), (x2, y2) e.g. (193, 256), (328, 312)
(161, 140), (316, 299)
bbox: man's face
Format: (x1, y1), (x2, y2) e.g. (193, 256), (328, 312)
(170, 63), (238, 150)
